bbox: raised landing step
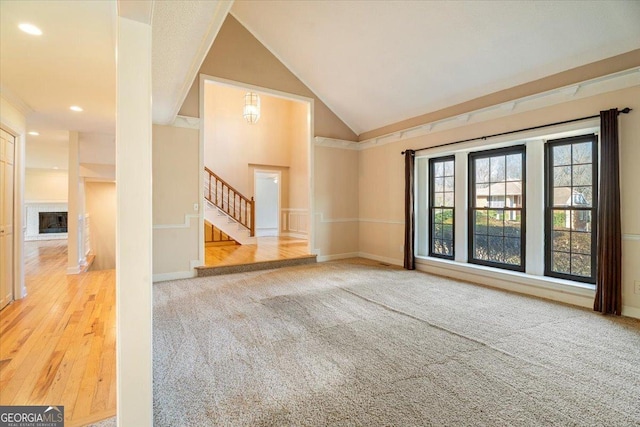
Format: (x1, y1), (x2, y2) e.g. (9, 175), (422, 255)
(195, 254), (317, 277)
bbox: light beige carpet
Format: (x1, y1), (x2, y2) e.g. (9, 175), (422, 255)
(153, 259), (640, 426)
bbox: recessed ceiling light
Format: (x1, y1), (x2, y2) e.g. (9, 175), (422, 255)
(70, 106), (83, 112)
(28, 131), (40, 136)
(18, 23), (42, 36)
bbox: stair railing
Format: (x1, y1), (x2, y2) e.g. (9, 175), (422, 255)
(204, 167), (255, 237)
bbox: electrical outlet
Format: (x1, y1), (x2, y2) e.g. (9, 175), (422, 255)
(193, 203), (199, 212)
(635, 280), (640, 295)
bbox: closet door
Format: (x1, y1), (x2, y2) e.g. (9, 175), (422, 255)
(0, 128), (15, 309)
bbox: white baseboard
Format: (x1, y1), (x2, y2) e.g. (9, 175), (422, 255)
(153, 270), (196, 283)
(622, 305), (640, 320)
(316, 252), (359, 262)
(67, 266), (81, 275)
(415, 257), (594, 309)
(358, 252), (404, 267)
(281, 232), (308, 239)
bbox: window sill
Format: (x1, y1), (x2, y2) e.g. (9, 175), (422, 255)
(415, 255), (595, 301)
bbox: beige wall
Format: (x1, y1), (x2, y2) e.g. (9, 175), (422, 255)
(179, 15), (357, 141)
(152, 124), (199, 276)
(25, 168), (68, 202)
(358, 85), (640, 314)
(313, 146), (359, 257)
(85, 181), (116, 270)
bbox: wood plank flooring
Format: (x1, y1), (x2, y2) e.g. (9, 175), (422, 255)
(204, 236), (310, 266)
(0, 240), (116, 427)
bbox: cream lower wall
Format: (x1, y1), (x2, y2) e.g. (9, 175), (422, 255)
(152, 124), (200, 277)
(85, 181), (116, 270)
(358, 86), (640, 316)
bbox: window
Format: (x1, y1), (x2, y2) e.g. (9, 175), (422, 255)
(544, 135), (597, 283)
(468, 146), (525, 271)
(429, 156), (455, 259)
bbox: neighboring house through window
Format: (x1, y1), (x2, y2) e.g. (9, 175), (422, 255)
(544, 134), (598, 283)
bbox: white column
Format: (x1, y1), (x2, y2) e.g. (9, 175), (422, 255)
(415, 157), (428, 257)
(454, 151), (468, 263)
(116, 15), (153, 427)
(67, 131), (80, 274)
(525, 139), (545, 275)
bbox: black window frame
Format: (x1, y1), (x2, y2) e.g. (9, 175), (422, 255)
(428, 156), (455, 259)
(468, 145), (526, 272)
(544, 134), (598, 284)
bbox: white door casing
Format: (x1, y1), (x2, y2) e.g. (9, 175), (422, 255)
(0, 128), (15, 309)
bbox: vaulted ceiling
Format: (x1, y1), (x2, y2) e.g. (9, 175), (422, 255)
(2, 0), (639, 149)
(231, 0), (640, 135)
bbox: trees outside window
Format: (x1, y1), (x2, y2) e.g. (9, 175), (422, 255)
(469, 146), (525, 271)
(429, 156), (455, 259)
(545, 135), (597, 283)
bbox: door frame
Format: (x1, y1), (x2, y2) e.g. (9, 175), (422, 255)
(253, 169), (282, 237)
(198, 74), (314, 267)
(0, 120), (26, 302)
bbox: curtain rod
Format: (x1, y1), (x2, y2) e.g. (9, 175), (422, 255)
(400, 107), (632, 155)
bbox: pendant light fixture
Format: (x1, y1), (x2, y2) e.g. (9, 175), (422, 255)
(243, 92), (261, 123)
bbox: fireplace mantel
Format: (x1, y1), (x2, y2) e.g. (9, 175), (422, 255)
(25, 202), (68, 241)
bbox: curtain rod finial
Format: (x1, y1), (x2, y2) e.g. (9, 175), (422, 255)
(620, 107), (632, 114)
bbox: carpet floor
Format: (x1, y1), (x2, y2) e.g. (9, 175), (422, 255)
(153, 259), (640, 426)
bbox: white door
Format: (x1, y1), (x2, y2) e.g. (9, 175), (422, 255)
(254, 171), (280, 237)
(0, 128), (15, 310)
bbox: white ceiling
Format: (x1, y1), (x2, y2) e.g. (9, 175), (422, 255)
(3, 0), (639, 154)
(0, 0), (230, 169)
(231, 0), (640, 135)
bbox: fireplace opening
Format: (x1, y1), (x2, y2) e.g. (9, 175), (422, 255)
(39, 212), (68, 234)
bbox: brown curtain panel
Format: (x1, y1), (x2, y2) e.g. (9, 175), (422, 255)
(404, 150), (416, 270)
(594, 109), (622, 315)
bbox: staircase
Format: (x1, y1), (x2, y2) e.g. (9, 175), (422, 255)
(204, 167), (256, 245)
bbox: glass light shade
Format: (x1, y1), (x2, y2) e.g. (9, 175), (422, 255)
(243, 92), (261, 123)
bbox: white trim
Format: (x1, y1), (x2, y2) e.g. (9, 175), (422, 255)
(356, 67), (638, 149)
(622, 305), (640, 320)
(415, 256), (595, 307)
(359, 218), (404, 225)
(281, 231), (307, 239)
(316, 252), (360, 262)
(171, 115), (200, 129)
(199, 74), (316, 270)
(314, 136), (359, 150)
(66, 266), (81, 275)
(201, 74), (316, 104)
(254, 169), (282, 237)
(623, 234), (640, 241)
(165, 0), (233, 124)
(0, 85), (33, 116)
(358, 252), (404, 267)
(314, 212), (358, 223)
(153, 214), (199, 229)
(152, 270), (197, 283)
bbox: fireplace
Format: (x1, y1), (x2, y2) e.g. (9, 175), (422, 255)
(39, 212), (68, 234)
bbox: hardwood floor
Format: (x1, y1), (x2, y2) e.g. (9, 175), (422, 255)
(0, 240), (116, 427)
(204, 236), (310, 266)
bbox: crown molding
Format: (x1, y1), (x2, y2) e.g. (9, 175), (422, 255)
(0, 85), (33, 116)
(170, 115), (200, 129)
(357, 67), (640, 151)
(314, 136), (360, 150)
